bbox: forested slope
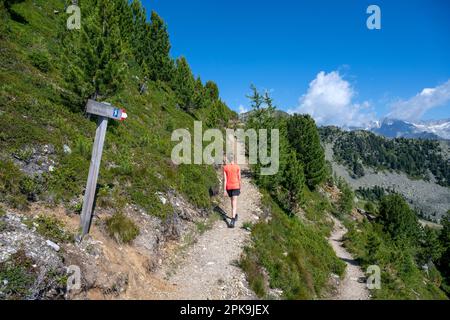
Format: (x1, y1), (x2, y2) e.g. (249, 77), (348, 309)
(0, 0), (235, 216)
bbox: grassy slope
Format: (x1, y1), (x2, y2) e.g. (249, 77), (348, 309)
(0, 0), (226, 216)
(240, 188), (345, 299)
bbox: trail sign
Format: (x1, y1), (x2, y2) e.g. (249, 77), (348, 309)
(86, 99), (128, 121)
(78, 100), (127, 240)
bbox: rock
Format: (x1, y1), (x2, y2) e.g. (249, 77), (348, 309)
(0, 211), (66, 299)
(46, 240), (60, 252)
(43, 144), (55, 155)
(63, 144), (72, 154)
(156, 192), (167, 205)
(12, 144), (57, 177)
(49, 165), (55, 172)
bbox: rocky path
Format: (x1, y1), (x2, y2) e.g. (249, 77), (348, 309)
(328, 216), (370, 300)
(154, 139), (260, 300)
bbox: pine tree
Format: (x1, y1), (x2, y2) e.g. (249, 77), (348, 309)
(130, 0), (150, 69)
(417, 227), (443, 265)
(378, 194), (420, 243)
(287, 114), (327, 189)
(282, 151), (305, 210)
(62, 0), (126, 103)
(366, 232), (382, 265)
(172, 56), (195, 110)
(205, 81), (219, 101)
(193, 76), (208, 109)
(147, 11), (173, 82)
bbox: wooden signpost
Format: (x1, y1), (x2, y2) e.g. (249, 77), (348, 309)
(79, 100), (127, 240)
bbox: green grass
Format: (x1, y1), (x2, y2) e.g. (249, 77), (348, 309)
(242, 221), (253, 231)
(105, 212), (140, 244)
(240, 191), (345, 299)
(302, 187), (334, 235)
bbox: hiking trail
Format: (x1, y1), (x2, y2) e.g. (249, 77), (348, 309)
(328, 216), (370, 300)
(152, 136), (260, 299)
(148, 135), (369, 300)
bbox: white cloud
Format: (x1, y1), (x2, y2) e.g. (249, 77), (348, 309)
(387, 80), (450, 121)
(291, 71), (375, 127)
(238, 104), (249, 114)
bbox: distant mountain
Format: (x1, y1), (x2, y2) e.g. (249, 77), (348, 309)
(414, 119), (450, 140)
(371, 118), (445, 140)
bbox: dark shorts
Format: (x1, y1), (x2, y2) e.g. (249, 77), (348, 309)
(227, 189), (241, 197)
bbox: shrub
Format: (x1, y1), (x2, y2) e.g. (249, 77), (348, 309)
(32, 215), (72, 243)
(105, 213), (139, 244)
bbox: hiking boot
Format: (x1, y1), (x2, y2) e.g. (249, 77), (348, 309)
(234, 214), (238, 222)
(229, 218), (235, 228)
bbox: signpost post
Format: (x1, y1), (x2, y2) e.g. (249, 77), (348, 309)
(79, 100), (127, 240)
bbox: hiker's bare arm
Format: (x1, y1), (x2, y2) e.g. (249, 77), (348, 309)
(223, 172), (227, 196)
(238, 167), (241, 188)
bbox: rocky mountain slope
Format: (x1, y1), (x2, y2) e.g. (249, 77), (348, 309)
(320, 127), (450, 221)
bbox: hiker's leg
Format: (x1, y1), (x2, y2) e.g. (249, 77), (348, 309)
(231, 196), (237, 218)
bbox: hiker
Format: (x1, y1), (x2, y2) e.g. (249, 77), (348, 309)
(223, 154), (241, 228)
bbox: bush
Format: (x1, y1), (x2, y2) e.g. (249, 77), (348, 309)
(31, 215), (72, 243)
(105, 213), (139, 244)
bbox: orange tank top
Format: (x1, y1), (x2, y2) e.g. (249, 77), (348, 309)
(223, 164), (240, 190)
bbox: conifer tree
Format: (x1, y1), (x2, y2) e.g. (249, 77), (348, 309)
(417, 227), (443, 265)
(62, 0), (126, 103)
(172, 56), (195, 110)
(194, 77), (215, 109)
(287, 114), (327, 189)
(378, 194), (420, 243)
(205, 81), (219, 101)
(130, 0), (150, 69)
(282, 150), (305, 210)
(147, 11), (173, 82)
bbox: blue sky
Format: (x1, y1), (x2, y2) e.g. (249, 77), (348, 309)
(141, 0), (450, 125)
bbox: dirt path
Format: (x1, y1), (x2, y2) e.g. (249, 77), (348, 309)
(153, 139), (260, 300)
(328, 216), (370, 300)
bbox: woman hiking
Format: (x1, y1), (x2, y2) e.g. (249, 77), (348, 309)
(223, 154), (241, 228)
